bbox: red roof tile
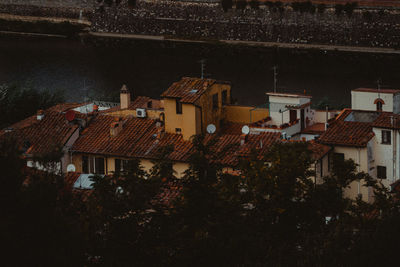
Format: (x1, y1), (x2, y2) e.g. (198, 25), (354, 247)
(372, 113), (400, 129)
(161, 77), (228, 104)
(319, 110), (375, 147)
(302, 123), (326, 135)
(308, 141), (331, 160)
(1, 110), (80, 155)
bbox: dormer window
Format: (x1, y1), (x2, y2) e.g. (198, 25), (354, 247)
(374, 98), (385, 111)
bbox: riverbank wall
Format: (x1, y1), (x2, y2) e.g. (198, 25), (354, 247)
(91, 0), (400, 49)
(1, 0), (400, 51)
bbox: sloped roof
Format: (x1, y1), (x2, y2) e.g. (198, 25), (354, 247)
(161, 77), (228, 104)
(1, 110), (80, 155)
(319, 109), (375, 147)
(372, 113), (400, 129)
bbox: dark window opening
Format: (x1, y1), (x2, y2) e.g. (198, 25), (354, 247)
(290, 110), (297, 123)
(377, 166), (387, 179)
(176, 99), (182, 114)
(115, 159), (121, 173)
(147, 101), (152, 108)
(176, 128), (182, 134)
(377, 101), (383, 111)
(212, 93), (219, 109)
(329, 153), (344, 171)
(222, 90), (228, 105)
(382, 130), (391, 144)
(95, 157), (105, 174)
(82, 156), (89, 173)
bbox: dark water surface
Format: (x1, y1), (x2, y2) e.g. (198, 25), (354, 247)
(1, 36), (400, 107)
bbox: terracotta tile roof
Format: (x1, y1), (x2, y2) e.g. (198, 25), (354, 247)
(266, 92), (312, 98)
(161, 77), (227, 104)
(72, 115), (194, 162)
(302, 123), (326, 135)
(205, 132), (282, 166)
(129, 96), (163, 110)
(1, 110), (80, 155)
(372, 113), (400, 129)
(46, 102), (88, 112)
(319, 110), (375, 147)
(220, 122), (247, 135)
(352, 88), (400, 94)
(308, 141), (331, 161)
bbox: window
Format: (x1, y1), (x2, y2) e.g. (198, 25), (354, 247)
(222, 90), (228, 105)
(329, 153), (345, 171)
(382, 130), (391, 144)
(95, 157), (105, 174)
(82, 156), (89, 173)
(377, 166), (387, 179)
(176, 99), (182, 114)
(115, 158), (121, 173)
(212, 93), (219, 109)
(376, 101), (382, 111)
(175, 128), (182, 134)
(290, 110), (297, 123)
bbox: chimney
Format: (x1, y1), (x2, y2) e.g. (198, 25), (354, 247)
(37, 110), (44, 121)
(110, 117), (125, 137)
(155, 121), (165, 139)
(120, 84), (131, 109)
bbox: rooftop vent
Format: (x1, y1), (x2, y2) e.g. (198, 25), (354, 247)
(189, 89), (198, 94)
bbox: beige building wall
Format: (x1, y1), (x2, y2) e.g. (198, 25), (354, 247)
(351, 91), (394, 112)
(333, 146), (370, 202)
(224, 105), (269, 124)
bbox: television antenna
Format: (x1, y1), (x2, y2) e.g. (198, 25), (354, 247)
(273, 66), (278, 93)
(199, 59), (206, 79)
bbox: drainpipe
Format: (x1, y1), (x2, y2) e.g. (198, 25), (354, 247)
(358, 148), (361, 196)
(393, 117), (397, 181)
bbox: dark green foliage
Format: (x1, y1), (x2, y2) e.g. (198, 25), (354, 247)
(3, 135), (400, 265)
(221, 0), (233, 12)
(236, 0), (247, 10)
(0, 137), (84, 265)
(128, 0), (136, 8)
(317, 3), (326, 13)
(335, 4), (344, 16)
(291, 1), (315, 13)
(363, 10), (372, 22)
(344, 2), (358, 17)
(249, 0), (260, 10)
(0, 83), (64, 129)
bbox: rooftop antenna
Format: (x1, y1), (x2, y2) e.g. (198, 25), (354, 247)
(273, 66), (278, 93)
(377, 78), (382, 99)
(200, 59), (206, 79)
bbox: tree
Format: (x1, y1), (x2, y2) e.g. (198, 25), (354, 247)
(236, 0), (247, 10)
(317, 3), (326, 14)
(335, 4), (344, 16)
(344, 2), (358, 17)
(249, 0), (260, 10)
(0, 83), (64, 128)
(221, 0), (233, 12)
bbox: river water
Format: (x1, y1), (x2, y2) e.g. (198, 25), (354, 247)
(1, 35), (400, 108)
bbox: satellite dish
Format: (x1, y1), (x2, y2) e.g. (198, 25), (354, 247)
(67, 164), (76, 172)
(65, 110), (76, 122)
(242, 125), (250, 135)
(206, 124), (216, 134)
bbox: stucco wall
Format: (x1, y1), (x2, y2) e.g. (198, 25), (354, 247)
(224, 105), (269, 124)
(351, 91), (394, 112)
(333, 146), (369, 202)
(108, 108), (163, 120)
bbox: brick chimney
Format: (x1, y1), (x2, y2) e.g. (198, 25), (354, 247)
(37, 110), (44, 121)
(120, 84), (131, 109)
(110, 117), (125, 137)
